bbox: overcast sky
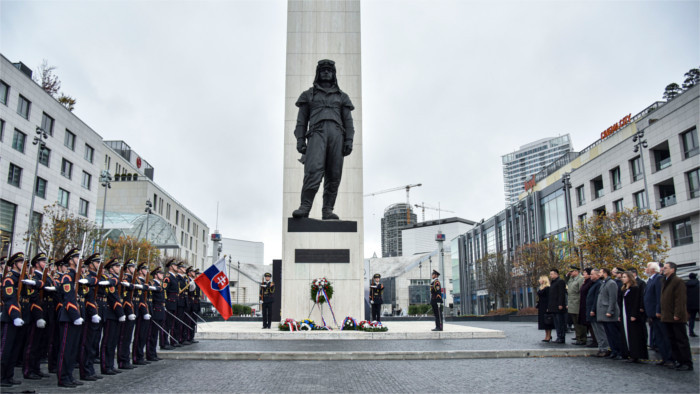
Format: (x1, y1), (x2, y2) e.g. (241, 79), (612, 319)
(2, 0), (698, 263)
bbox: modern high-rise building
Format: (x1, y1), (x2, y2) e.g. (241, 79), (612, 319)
(502, 135), (573, 206)
(380, 203), (417, 257)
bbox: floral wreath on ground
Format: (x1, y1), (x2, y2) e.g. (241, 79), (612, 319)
(310, 277), (333, 304)
(341, 316), (388, 332)
(278, 318), (332, 331)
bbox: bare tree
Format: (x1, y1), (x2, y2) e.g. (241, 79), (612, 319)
(480, 252), (511, 308)
(34, 59), (61, 97)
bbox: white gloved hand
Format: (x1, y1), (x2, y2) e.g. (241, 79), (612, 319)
(73, 317), (84, 326)
(144, 314), (151, 320)
(189, 282), (195, 291)
(128, 314), (136, 321)
(78, 279), (89, 284)
(98, 280), (111, 286)
(36, 318), (47, 328)
(119, 315), (126, 322)
(92, 315), (101, 324)
(14, 318), (25, 327)
(135, 284), (144, 289)
(44, 286), (56, 291)
(22, 279), (37, 286)
(370, 300), (374, 304)
(149, 286), (157, 290)
(121, 282), (130, 287)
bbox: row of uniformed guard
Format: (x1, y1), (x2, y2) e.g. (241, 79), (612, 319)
(0, 250), (202, 388)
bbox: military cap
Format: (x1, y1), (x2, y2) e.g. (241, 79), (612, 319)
(264, 272), (272, 278)
(137, 262), (148, 271)
(186, 266), (194, 274)
(432, 269), (440, 277)
(62, 248), (80, 262)
(55, 257), (70, 267)
(317, 59), (335, 70)
(85, 253), (102, 264)
(165, 258), (176, 268)
(104, 258), (120, 269)
(8, 252), (25, 265)
(125, 258), (136, 267)
(150, 266), (163, 276)
(569, 265), (580, 271)
(31, 252), (48, 266)
(373, 273), (381, 279)
(176, 261), (185, 268)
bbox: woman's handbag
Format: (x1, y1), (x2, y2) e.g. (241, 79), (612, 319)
(544, 313), (554, 325)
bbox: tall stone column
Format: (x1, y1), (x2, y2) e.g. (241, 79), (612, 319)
(281, 0), (364, 322)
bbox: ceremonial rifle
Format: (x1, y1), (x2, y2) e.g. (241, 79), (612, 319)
(16, 255), (29, 313)
(128, 248), (141, 301)
(74, 232), (87, 296)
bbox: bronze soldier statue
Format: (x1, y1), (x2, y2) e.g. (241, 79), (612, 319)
(292, 59), (355, 220)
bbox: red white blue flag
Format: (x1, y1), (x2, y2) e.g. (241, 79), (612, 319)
(195, 256), (233, 320)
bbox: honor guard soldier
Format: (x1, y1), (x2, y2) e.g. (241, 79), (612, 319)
(185, 267), (198, 343)
(23, 252), (51, 380)
(78, 253), (102, 381)
(100, 259), (125, 376)
(132, 262), (151, 365)
(370, 273), (384, 322)
(146, 266), (165, 361)
(259, 273), (275, 329)
(163, 259), (179, 348)
(430, 270), (443, 332)
(1, 253), (27, 387)
(176, 262), (189, 345)
(56, 248), (85, 388)
(192, 269), (202, 341)
(118, 259), (137, 369)
(47, 259), (62, 374)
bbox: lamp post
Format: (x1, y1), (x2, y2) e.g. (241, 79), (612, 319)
(237, 260), (241, 305)
(144, 200), (152, 243)
(632, 130), (651, 210)
(26, 126), (49, 255)
(99, 170), (112, 255)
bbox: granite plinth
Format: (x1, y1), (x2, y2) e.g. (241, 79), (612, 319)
(287, 217), (357, 232)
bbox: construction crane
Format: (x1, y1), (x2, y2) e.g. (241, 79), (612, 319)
(414, 203), (454, 222)
(364, 183), (422, 224)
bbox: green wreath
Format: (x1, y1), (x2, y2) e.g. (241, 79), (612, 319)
(309, 278), (334, 304)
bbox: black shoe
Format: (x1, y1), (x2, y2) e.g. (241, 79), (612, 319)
(690, 332), (698, 337)
(554, 339), (565, 344)
(133, 360), (148, 365)
(292, 209), (310, 218)
(24, 373), (42, 380)
(626, 358), (641, 364)
(322, 212), (339, 220)
(146, 358), (160, 362)
(72, 380), (84, 385)
(119, 365), (135, 370)
(102, 370), (117, 375)
(111, 369), (122, 374)
(8, 378), (21, 385)
(81, 376), (98, 381)
(574, 341), (586, 346)
(0, 381), (12, 388)
(161, 345), (174, 350)
(613, 355), (624, 360)
(58, 382), (76, 388)
(431, 328), (440, 331)
(94, 375), (104, 379)
(676, 364), (694, 371)
(541, 339), (551, 342)
(172, 343), (182, 347)
(182, 341), (192, 345)
(191, 340), (199, 343)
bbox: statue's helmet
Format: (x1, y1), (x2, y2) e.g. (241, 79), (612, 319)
(314, 59), (338, 87)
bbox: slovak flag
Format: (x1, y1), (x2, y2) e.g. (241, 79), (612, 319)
(195, 256), (233, 320)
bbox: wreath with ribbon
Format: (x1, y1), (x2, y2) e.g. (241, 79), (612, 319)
(309, 277), (333, 304)
(278, 318), (300, 332)
(342, 316), (358, 331)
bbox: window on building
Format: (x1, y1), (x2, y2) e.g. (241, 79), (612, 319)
(190, 236), (192, 249)
(61, 158), (73, 179)
(0, 119), (4, 142)
(630, 156), (643, 182)
(576, 185), (585, 206)
(633, 190), (647, 209)
(657, 180), (676, 208)
(681, 127), (699, 159)
(591, 176), (604, 199)
(79, 199), (89, 217)
(610, 167), (621, 191)
(613, 199), (624, 213)
(58, 188), (70, 208)
(166, 204), (171, 220)
(0, 80), (8, 105)
(153, 194), (158, 212)
(38, 147), (51, 167)
(84, 144), (94, 163)
(175, 210), (179, 225)
(651, 141), (671, 172)
(7, 164), (22, 187)
(41, 113), (54, 136)
(104, 154), (111, 171)
(688, 168), (700, 199)
(35, 177), (47, 198)
(64, 129), (76, 150)
(593, 206), (606, 216)
(12, 129), (26, 153)
(671, 217), (693, 246)
(187, 219), (190, 233)
(17, 95), (30, 119)
(81, 171), (92, 190)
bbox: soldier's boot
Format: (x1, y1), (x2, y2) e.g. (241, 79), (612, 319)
(292, 189), (315, 218)
(321, 194), (339, 220)
(321, 209), (339, 220)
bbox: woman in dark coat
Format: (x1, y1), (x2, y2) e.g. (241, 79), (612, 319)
(621, 272), (648, 363)
(537, 275), (554, 341)
(578, 268), (596, 345)
(686, 273), (699, 337)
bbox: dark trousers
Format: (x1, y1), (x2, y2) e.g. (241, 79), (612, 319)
(553, 312), (567, 340)
(184, 311), (194, 340)
(176, 306), (185, 342)
(1, 322), (24, 381)
(23, 324), (44, 377)
(431, 300), (442, 329)
(689, 310), (698, 334)
(100, 320), (119, 372)
(603, 321), (622, 356)
(569, 312), (587, 342)
(118, 318), (135, 367)
(299, 122), (344, 212)
(165, 309), (177, 345)
(147, 318), (163, 359)
(665, 322), (693, 366)
(371, 302), (381, 322)
(48, 317), (60, 372)
(650, 317), (672, 361)
(262, 303), (273, 328)
(132, 318), (149, 363)
(57, 322), (81, 385)
(79, 320), (99, 378)
(90, 319), (103, 365)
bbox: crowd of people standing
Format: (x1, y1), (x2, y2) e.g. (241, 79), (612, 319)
(537, 262), (697, 371)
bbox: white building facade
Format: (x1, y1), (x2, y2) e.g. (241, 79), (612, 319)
(401, 217), (475, 256)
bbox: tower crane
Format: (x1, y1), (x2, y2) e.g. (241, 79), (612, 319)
(364, 183), (422, 224)
(414, 203), (454, 222)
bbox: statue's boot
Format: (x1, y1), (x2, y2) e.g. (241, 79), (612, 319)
(321, 195), (339, 220)
(292, 189), (315, 218)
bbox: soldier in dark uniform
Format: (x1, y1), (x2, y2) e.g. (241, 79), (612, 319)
(36, 257), (57, 375)
(292, 59), (356, 220)
(131, 262), (151, 365)
(1, 252), (27, 387)
(78, 253), (103, 381)
(22, 252), (51, 380)
(176, 262), (189, 345)
(118, 259), (137, 369)
(163, 259), (179, 348)
(192, 269), (202, 341)
(370, 273), (384, 322)
(259, 273), (275, 329)
(430, 270), (443, 332)
(56, 248), (85, 388)
(185, 267), (198, 342)
(146, 266), (165, 360)
(47, 260), (61, 374)
(100, 259), (125, 376)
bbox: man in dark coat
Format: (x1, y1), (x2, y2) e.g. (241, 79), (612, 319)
(686, 273), (698, 337)
(163, 259), (178, 348)
(586, 269), (609, 356)
(56, 248), (84, 388)
(100, 259), (125, 376)
(292, 59), (355, 220)
(661, 262), (693, 371)
(22, 252), (50, 381)
(259, 272), (275, 329)
(1, 252), (27, 387)
(644, 261), (673, 366)
(547, 269), (567, 343)
(430, 270), (443, 331)
(146, 266), (166, 360)
(369, 273), (384, 322)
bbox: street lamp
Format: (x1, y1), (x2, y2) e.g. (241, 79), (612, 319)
(99, 170), (112, 255)
(144, 199), (152, 243)
(26, 126), (49, 255)
(632, 130), (651, 210)
(237, 260), (241, 305)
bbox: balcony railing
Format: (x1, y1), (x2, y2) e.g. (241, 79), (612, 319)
(656, 157), (672, 171)
(659, 195), (677, 208)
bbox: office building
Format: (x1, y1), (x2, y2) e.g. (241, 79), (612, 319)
(380, 203), (417, 257)
(401, 217), (475, 256)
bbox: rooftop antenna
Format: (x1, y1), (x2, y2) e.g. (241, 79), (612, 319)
(215, 201), (219, 230)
